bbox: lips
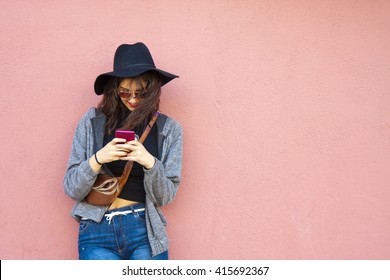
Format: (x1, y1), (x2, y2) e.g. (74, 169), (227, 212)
(128, 102), (139, 108)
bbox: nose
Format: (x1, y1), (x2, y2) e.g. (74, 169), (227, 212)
(129, 95), (138, 101)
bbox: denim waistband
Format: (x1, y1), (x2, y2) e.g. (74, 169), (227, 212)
(104, 203), (146, 224)
(80, 203), (145, 222)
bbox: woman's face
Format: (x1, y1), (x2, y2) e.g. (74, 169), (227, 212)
(117, 78), (144, 111)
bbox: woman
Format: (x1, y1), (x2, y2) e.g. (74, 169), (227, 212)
(63, 43), (182, 260)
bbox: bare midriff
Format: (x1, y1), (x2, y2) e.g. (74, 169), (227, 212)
(108, 197), (140, 210)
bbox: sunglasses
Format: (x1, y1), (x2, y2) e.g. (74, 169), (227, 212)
(117, 88), (146, 99)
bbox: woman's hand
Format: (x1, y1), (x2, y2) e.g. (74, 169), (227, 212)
(89, 138), (130, 172)
(97, 138), (131, 164)
(119, 140), (156, 169)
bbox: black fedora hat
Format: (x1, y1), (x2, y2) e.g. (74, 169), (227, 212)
(94, 43), (178, 95)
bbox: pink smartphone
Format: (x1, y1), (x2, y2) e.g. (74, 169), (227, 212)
(115, 130), (135, 142)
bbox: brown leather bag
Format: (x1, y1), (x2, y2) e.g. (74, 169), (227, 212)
(85, 112), (159, 206)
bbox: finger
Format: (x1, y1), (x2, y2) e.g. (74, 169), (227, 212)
(111, 150), (129, 158)
(115, 144), (132, 152)
(127, 140), (141, 145)
(119, 155), (137, 161)
(112, 138), (127, 145)
(118, 142), (134, 148)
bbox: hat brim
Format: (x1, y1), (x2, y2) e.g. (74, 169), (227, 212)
(94, 66), (178, 95)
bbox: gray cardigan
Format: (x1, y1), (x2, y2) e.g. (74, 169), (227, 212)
(63, 108), (183, 256)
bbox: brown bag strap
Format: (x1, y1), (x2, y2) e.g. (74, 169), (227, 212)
(119, 111), (160, 182)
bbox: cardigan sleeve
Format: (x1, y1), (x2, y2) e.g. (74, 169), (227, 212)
(63, 109), (99, 201)
(143, 118), (183, 206)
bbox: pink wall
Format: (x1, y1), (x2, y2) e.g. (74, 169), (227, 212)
(1, 0), (390, 259)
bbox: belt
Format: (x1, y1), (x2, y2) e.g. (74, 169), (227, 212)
(104, 208), (145, 224)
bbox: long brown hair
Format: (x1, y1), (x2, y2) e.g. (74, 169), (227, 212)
(98, 71), (162, 135)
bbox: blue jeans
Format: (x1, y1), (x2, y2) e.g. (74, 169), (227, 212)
(78, 203), (168, 260)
